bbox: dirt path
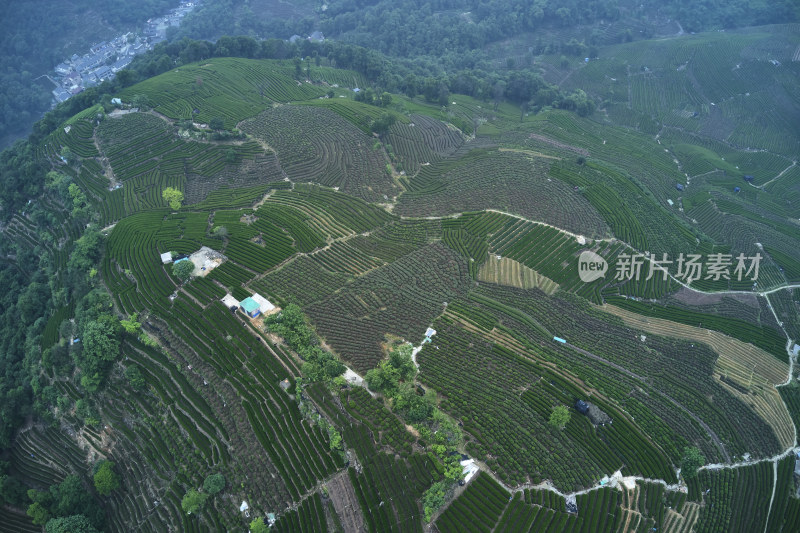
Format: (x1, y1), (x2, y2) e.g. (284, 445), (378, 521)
(764, 459), (779, 533)
(757, 160), (797, 189)
(400, 209), (800, 297)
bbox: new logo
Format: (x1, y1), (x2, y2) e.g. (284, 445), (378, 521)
(578, 251), (607, 282)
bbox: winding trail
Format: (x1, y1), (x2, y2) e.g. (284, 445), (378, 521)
(400, 209), (800, 298)
(751, 160), (796, 189)
(392, 209), (800, 515)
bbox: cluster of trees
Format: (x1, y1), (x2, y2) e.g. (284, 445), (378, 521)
(362, 343), (464, 519)
(681, 446), (705, 479)
(176, 0), (799, 63)
(264, 304), (345, 383)
(0, 212), (108, 452)
(418, 410), (465, 521)
(181, 473), (225, 515)
(25, 474), (105, 530)
(365, 344), (437, 422)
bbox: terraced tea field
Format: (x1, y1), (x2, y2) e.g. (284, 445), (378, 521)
(5, 22), (800, 533)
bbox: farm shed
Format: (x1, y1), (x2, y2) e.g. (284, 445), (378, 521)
(676, 183), (684, 191)
(240, 297), (261, 318)
(160, 252), (173, 264)
(744, 175), (754, 182)
(553, 336), (567, 344)
(425, 327), (437, 338)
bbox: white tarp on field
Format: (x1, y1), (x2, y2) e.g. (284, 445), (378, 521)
(221, 294), (239, 308)
(251, 293), (276, 314)
(461, 458), (479, 482)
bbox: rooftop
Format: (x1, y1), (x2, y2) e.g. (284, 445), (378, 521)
(240, 297), (260, 314)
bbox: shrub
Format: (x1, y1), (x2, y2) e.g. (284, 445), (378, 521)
(202, 473), (225, 495)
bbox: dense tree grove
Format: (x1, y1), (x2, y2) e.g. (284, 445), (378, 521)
(264, 304), (345, 382)
(175, 0), (800, 54)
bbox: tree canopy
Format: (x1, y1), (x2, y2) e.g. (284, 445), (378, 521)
(26, 475), (104, 530)
(172, 260), (195, 281)
(202, 473), (225, 495)
(181, 488), (208, 515)
(45, 515), (100, 533)
(250, 517), (269, 533)
(681, 446), (706, 479)
(93, 461), (120, 496)
(162, 187), (184, 210)
(548, 405), (571, 429)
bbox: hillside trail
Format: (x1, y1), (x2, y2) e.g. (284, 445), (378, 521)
(756, 160), (797, 189)
(398, 209), (800, 298)
(469, 332), (799, 519)
(393, 208), (800, 517)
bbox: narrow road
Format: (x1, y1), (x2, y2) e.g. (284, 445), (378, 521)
(752, 160), (796, 189)
(400, 209), (800, 298)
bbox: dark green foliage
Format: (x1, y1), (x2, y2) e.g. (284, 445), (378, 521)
(203, 473), (225, 495)
(265, 304), (344, 383)
(172, 260), (195, 281)
(26, 475), (104, 530)
(124, 365), (146, 391)
(681, 447), (705, 480)
(73, 314), (120, 392)
(181, 488), (208, 515)
(92, 461), (120, 496)
(371, 113), (396, 135)
(45, 514), (100, 533)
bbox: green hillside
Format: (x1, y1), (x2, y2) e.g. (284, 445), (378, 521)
(0, 22), (798, 533)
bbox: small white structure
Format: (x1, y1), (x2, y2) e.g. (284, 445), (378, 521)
(239, 501), (249, 517)
(221, 294), (239, 309)
(425, 328), (437, 338)
(160, 252), (173, 264)
(461, 458), (479, 483)
(251, 293), (276, 314)
(111, 97), (122, 105)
